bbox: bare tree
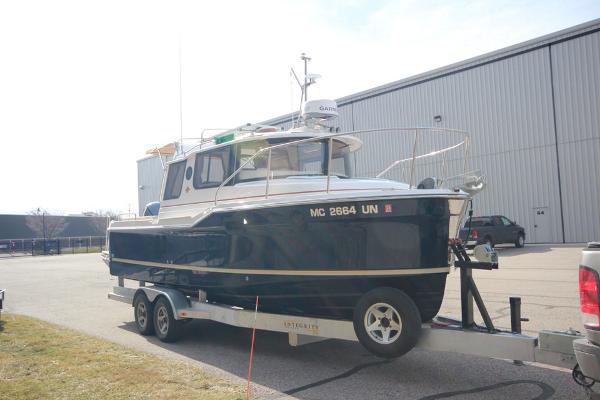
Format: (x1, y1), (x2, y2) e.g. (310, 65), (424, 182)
(26, 209), (68, 239)
(86, 209), (119, 236)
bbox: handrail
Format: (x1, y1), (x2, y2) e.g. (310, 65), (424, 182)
(176, 128), (231, 159)
(375, 139), (467, 179)
(176, 124), (282, 160)
(214, 133), (345, 204)
(213, 127), (470, 205)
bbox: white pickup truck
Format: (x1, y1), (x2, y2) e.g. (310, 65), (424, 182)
(574, 242), (600, 390)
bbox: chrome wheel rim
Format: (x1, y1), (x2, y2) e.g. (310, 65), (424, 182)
(364, 302), (402, 344)
(136, 302), (147, 329)
(518, 235), (524, 246)
(156, 305), (169, 335)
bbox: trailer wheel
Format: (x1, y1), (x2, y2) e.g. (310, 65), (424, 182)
(153, 297), (182, 342)
(353, 287), (421, 358)
(133, 293), (154, 336)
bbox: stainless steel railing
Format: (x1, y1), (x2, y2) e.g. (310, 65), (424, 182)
(214, 127), (470, 205)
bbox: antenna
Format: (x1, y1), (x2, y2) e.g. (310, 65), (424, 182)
(290, 54), (322, 127)
(300, 53), (311, 101)
(290, 68), (301, 127)
(178, 34), (183, 153)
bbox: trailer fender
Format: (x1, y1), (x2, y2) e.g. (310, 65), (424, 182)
(134, 287), (189, 320)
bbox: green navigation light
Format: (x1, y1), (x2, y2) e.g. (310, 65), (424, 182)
(214, 132), (235, 144)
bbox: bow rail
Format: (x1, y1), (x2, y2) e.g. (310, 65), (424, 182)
(214, 127), (472, 205)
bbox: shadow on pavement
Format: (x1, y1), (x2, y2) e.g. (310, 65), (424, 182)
(116, 319), (569, 400)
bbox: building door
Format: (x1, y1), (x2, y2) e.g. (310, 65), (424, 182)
(533, 207), (551, 243)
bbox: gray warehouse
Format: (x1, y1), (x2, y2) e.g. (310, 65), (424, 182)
(138, 19), (600, 244)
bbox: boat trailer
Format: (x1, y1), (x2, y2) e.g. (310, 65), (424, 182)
(108, 242), (582, 370)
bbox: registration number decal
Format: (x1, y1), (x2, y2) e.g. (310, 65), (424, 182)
(309, 204), (390, 218)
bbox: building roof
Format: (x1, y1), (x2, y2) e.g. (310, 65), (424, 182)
(146, 142), (178, 156)
(262, 18), (600, 126)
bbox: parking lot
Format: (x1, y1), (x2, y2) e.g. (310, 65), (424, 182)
(0, 245), (588, 399)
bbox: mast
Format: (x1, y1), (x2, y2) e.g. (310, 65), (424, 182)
(300, 53), (311, 102)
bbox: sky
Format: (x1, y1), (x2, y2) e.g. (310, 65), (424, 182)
(1, 0), (598, 215)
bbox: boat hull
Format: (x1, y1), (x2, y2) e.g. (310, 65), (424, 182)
(108, 197), (460, 320)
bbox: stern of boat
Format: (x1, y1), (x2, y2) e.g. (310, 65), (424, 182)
(448, 196), (470, 241)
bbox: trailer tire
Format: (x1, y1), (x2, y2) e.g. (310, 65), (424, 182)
(153, 297), (182, 342)
(133, 293), (155, 336)
(353, 287), (422, 358)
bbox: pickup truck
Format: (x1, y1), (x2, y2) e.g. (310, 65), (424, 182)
(574, 242), (600, 385)
(459, 215), (525, 248)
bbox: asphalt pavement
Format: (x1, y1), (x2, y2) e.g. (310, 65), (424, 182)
(0, 245), (590, 400)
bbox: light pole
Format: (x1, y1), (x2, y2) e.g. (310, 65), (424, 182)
(37, 207), (46, 254)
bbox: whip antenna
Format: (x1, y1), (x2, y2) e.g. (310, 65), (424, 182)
(178, 34), (183, 153)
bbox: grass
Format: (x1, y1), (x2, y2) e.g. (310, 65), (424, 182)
(0, 314), (243, 400)
(62, 246), (103, 254)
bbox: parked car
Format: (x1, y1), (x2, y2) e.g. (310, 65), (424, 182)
(573, 242), (600, 383)
(459, 215), (525, 248)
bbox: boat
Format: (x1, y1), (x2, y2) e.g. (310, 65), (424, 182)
(104, 64), (482, 357)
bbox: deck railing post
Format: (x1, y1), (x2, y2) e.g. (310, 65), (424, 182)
(265, 149), (272, 199)
(409, 129), (419, 189)
(463, 135), (470, 176)
(441, 151), (447, 188)
(327, 138), (333, 193)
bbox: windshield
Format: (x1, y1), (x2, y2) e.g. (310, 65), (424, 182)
(235, 138), (353, 183)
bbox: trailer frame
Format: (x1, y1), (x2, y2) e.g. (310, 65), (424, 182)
(108, 280), (581, 370)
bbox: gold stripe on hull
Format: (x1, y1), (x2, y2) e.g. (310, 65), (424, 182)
(111, 257), (450, 277)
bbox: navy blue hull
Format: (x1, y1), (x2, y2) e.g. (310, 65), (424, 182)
(109, 197), (453, 320)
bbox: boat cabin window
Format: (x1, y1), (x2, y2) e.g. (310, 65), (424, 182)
(329, 139), (353, 178)
(235, 138), (352, 183)
(193, 146), (232, 189)
(163, 160), (187, 200)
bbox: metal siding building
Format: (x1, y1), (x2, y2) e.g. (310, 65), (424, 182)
(257, 19), (600, 244)
(138, 19), (600, 243)
(137, 155), (171, 215)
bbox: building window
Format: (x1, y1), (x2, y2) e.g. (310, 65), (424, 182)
(193, 146), (232, 188)
(163, 160), (187, 200)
